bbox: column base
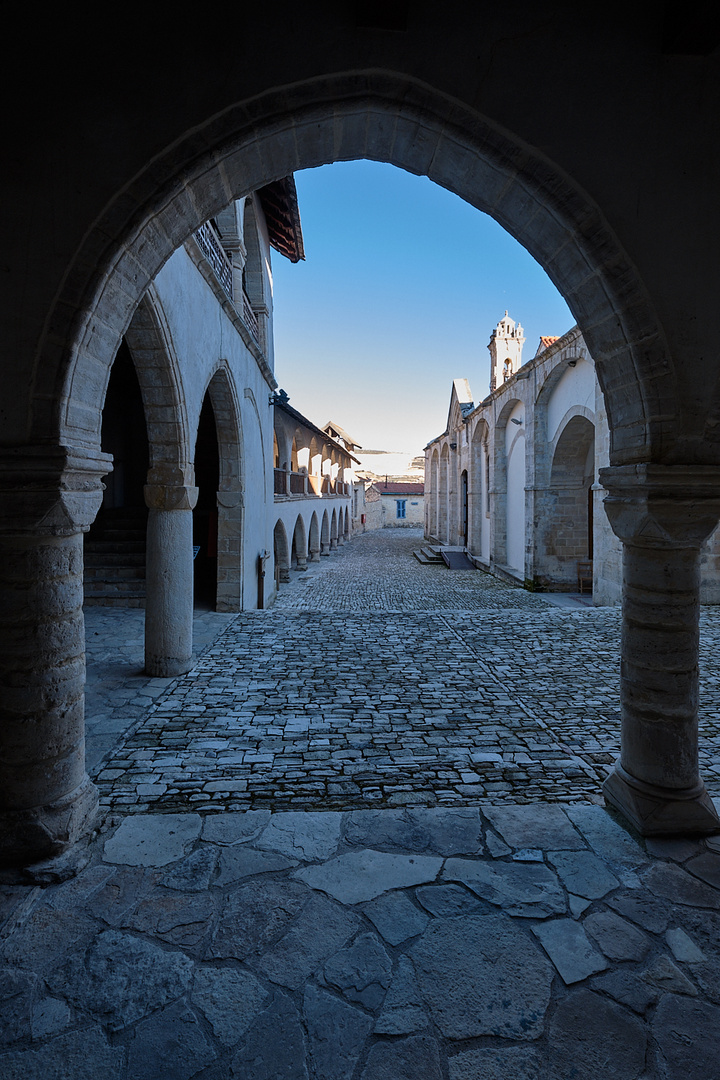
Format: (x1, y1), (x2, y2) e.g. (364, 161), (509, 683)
(603, 764), (720, 837)
(145, 654), (193, 677)
(0, 774), (99, 867)
(309, 551), (321, 563)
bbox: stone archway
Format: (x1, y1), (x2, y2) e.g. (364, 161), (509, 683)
(47, 75), (670, 470)
(537, 413), (596, 590)
(320, 511), (331, 556)
(3, 73), (717, 862)
(291, 515), (308, 571)
(308, 512), (320, 562)
(206, 366), (244, 611)
(273, 519), (290, 585)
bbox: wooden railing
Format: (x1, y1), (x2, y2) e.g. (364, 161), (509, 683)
(274, 469), (286, 495)
(289, 471), (307, 494)
(194, 221), (233, 300)
(242, 291), (260, 341)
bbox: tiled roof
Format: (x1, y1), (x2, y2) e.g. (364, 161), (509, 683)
(539, 335), (560, 351)
(370, 482), (425, 495)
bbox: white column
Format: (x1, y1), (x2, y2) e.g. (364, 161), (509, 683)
(144, 478), (198, 677)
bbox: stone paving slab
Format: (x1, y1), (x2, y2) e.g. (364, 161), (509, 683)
(2, 804), (720, 1078)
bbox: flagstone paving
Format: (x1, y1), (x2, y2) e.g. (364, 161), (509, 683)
(3, 529), (720, 1076)
(3, 804), (720, 1078)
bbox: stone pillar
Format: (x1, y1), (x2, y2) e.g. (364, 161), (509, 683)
(144, 474), (198, 678)
(0, 445), (111, 864)
(601, 464), (720, 836)
(320, 542), (331, 556)
(330, 537), (338, 550)
(294, 553), (308, 571)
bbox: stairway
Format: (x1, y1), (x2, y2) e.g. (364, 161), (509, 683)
(413, 545), (444, 565)
(84, 507), (148, 607)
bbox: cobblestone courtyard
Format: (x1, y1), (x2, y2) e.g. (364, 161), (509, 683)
(86, 529), (720, 815)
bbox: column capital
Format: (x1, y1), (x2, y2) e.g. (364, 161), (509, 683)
(0, 444), (113, 535)
(599, 464), (720, 548)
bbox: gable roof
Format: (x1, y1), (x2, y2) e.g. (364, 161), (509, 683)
(256, 176), (305, 263)
(446, 377), (474, 432)
(535, 335), (560, 356)
(322, 420), (362, 450)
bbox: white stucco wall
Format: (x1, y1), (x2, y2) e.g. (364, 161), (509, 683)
(546, 358), (595, 442)
(152, 236), (275, 610)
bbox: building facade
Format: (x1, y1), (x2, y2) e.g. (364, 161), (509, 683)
(272, 401), (357, 586)
(365, 481), (425, 530)
(425, 316), (720, 606)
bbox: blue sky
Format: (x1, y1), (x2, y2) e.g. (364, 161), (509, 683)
(272, 161), (573, 455)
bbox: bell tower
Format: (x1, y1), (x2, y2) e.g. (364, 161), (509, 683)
(488, 311), (525, 391)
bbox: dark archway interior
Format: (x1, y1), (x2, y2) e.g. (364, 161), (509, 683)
(193, 395), (220, 609)
(84, 341), (149, 607)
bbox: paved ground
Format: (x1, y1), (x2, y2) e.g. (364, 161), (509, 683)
(86, 528), (720, 813)
(3, 528), (720, 1078)
(3, 805), (720, 1078)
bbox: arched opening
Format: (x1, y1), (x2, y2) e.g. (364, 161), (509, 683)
(469, 421), (489, 562)
(439, 444), (450, 544)
(539, 414), (596, 591)
(505, 403), (526, 576)
(291, 515), (307, 571)
(7, 73), (708, 865)
(273, 520), (290, 586)
(308, 512), (320, 562)
(321, 511), (331, 556)
(193, 395), (220, 608)
(460, 469), (469, 548)
(84, 340), (149, 608)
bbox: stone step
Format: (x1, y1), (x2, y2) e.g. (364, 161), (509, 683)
(413, 549), (439, 564)
(84, 565), (146, 580)
(415, 546), (444, 563)
(85, 539), (146, 554)
(84, 578), (146, 594)
(84, 551), (146, 567)
(83, 594), (146, 608)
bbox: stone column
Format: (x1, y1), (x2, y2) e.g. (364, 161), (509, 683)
(144, 474), (198, 677)
(320, 541), (331, 556)
(294, 553), (308, 571)
(0, 445), (111, 864)
(601, 464), (720, 836)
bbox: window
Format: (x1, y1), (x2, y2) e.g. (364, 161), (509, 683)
(396, 500), (407, 519)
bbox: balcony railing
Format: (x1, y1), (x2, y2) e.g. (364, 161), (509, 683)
(242, 291), (260, 342)
(289, 471), (307, 494)
(274, 470), (352, 499)
(195, 221), (233, 300)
